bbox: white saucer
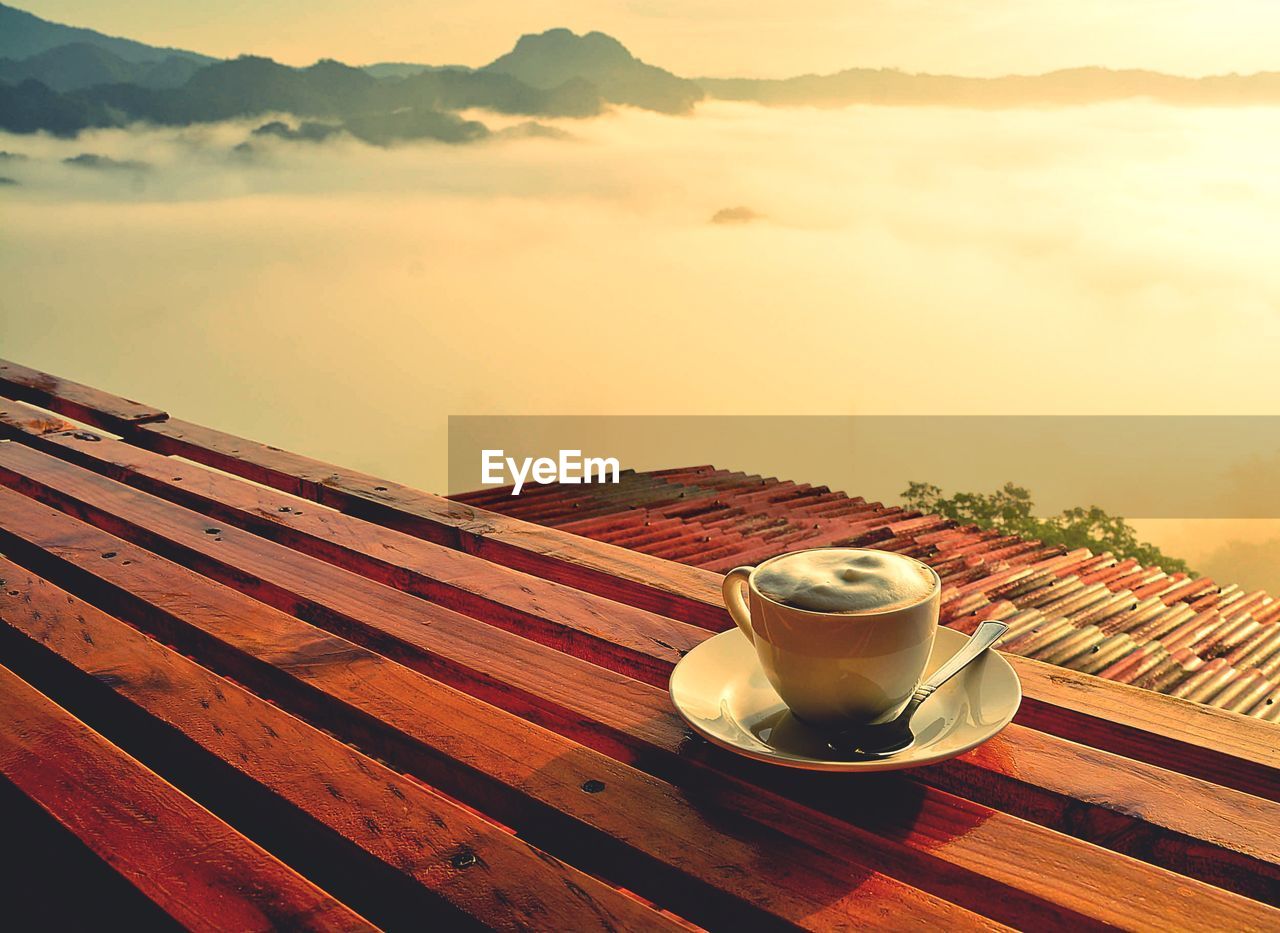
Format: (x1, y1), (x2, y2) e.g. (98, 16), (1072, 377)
(670, 626), (1021, 772)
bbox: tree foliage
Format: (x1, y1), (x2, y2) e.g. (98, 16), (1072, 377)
(900, 481), (1192, 574)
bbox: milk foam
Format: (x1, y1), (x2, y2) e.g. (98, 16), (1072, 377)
(753, 549), (935, 614)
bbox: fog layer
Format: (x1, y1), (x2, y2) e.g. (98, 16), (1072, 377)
(3, 102), (1279, 584)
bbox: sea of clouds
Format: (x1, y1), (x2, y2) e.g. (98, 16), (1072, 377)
(3, 100), (1280, 584)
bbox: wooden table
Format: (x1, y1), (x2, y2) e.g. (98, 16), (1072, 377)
(0, 357), (1277, 931)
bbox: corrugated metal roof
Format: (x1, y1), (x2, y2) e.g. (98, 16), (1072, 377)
(454, 466), (1280, 720)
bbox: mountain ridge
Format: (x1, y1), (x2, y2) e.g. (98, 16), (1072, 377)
(699, 65), (1280, 108)
(0, 41), (204, 91)
(0, 2), (213, 65)
(483, 27), (702, 114)
(5, 4), (1280, 146)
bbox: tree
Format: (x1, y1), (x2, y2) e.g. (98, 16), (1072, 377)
(900, 481), (1192, 574)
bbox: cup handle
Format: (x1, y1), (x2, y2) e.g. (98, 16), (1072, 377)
(722, 566), (755, 644)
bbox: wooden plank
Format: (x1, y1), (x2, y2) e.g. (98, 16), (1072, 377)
(8, 420), (702, 686)
(0, 559), (685, 933)
(133, 417), (731, 627)
(1008, 656), (1280, 801)
(12, 423), (1280, 900)
(1, 472), (1276, 928)
(0, 396), (78, 436)
(0, 775), (183, 930)
(124, 417), (1280, 801)
(0, 491), (995, 930)
(0, 359), (166, 430)
(0, 663), (373, 933)
(0, 372), (1263, 775)
(0, 441), (715, 763)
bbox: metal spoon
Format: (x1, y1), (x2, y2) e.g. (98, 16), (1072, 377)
(833, 620), (1009, 758)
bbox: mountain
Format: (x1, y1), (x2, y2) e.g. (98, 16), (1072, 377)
(0, 77), (114, 135)
(10, 4), (1280, 147)
(0, 42), (204, 91)
(0, 47), (609, 139)
(698, 66), (1280, 108)
(300, 59), (384, 111)
(483, 28), (702, 114)
(0, 52), (587, 144)
(178, 55), (331, 118)
(361, 62), (468, 80)
(78, 56), (384, 125)
(342, 108), (489, 146)
(238, 107), (490, 148)
(362, 62), (432, 80)
(64, 55), (328, 127)
(0, 2), (213, 65)
(388, 68), (603, 117)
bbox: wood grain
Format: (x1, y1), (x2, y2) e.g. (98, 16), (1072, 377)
(9, 421), (1280, 902)
(0, 663), (373, 933)
(0, 487), (993, 931)
(133, 417), (731, 627)
(10, 419), (702, 685)
(123, 416), (1280, 802)
(0, 558), (685, 933)
(2, 462), (1278, 929)
(0, 359), (165, 431)
(1, 372), (1278, 928)
(0, 396), (78, 436)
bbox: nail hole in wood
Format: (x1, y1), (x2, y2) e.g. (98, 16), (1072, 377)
(581, 779), (606, 794)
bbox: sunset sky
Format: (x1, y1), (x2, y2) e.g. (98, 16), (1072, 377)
(17, 0), (1280, 77)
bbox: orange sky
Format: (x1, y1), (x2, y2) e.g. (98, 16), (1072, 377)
(17, 1), (1280, 77)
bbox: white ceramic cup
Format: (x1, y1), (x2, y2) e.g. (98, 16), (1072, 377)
(722, 547), (941, 729)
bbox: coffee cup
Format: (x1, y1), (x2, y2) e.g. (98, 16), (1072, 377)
(722, 547), (940, 728)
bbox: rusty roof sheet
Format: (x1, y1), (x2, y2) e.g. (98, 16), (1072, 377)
(454, 466), (1280, 720)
